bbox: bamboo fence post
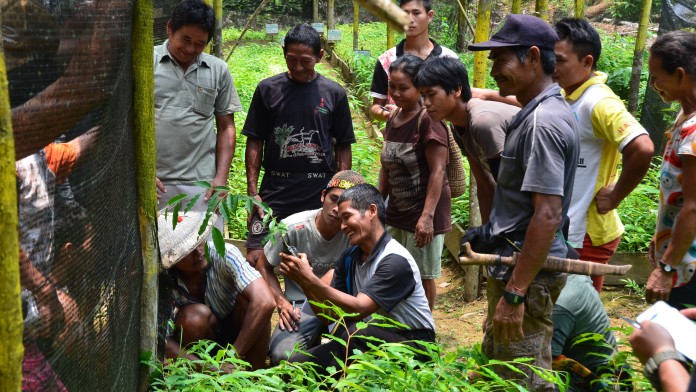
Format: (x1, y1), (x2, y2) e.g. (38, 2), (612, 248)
(212, 0), (223, 58)
(132, 1), (158, 390)
(460, 0), (494, 302)
(628, 0), (653, 115)
(353, 3), (359, 51)
(0, 18), (23, 392)
(575, 0), (585, 18)
(511, 0), (522, 14)
(535, 0), (549, 21)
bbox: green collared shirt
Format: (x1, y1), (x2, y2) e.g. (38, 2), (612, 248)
(154, 41), (241, 183)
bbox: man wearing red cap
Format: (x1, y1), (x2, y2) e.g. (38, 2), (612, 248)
(468, 14), (579, 390)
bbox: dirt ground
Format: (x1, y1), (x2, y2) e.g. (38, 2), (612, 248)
(433, 260), (646, 352)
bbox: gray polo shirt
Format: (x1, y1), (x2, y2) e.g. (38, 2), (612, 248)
(154, 41), (242, 184)
(489, 83), (579, 280)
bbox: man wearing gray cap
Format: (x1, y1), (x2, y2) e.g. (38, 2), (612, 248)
(468, 14), (579, 390)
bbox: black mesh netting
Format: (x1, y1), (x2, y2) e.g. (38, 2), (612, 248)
(641, 0), (696, 153)
(5, 0), (142, 390)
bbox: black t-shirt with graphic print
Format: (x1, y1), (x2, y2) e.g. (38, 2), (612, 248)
(242, 72), (355, 219)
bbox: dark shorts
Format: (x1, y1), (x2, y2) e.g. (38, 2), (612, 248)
(246, 210), (269, 250)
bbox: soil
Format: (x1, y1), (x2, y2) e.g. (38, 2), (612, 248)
(433, 261), (646, 352)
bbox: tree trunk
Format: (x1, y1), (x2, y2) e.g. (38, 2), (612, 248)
(354, 3), (359, 51)
(628, 0), (653, 115)
(327, 0), (335, 30)
(132, 0), (159, 390)
(457, 2), (467, 52)
(511, 0), (522, 14)
(387, 25), (394, 49)
(212, 0), (223, 58)
(535, 0), (549, 21)
(575, 0), (585, 18)
(0, 19), (23, 391)
(313, 0), (319, 23)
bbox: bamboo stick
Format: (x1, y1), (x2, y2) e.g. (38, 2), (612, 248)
(0, 20), (23, 391)
(132, 0), (158, 389)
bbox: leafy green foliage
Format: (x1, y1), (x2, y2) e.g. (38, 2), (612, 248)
(596, 32), (652, 114)
(616, 158), (660, 253)
(145, 303), (603, 391)
(610, 0), (661, 23)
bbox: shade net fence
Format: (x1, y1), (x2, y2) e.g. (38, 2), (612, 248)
(5, 0), (143, 390)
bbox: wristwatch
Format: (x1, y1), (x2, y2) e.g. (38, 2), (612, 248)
(644, 350), (691, 390)
(659, 260), (677, 273)
(502, 290), (526, 305)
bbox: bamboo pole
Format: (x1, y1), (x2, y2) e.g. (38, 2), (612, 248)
(535, 0), (549, 21)
(356, 0), (409, 32)
(628, 0), (653, 115)
(473, 0), (491, 89)
(575, 0), (585, 18)
(353, 3), (359, 51)
(0, 17), (23, 391)
(225, 0), (273, 62)
(511, 0), (522, 14)
(212, 0), (223, 58)
(132, 0), (158, 390)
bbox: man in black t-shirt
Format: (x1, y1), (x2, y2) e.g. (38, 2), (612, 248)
(279, 184), (435, 372)
(242, 24), (355, 267)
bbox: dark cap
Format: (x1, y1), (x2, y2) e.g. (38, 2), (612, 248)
(468, 14), (558, 51)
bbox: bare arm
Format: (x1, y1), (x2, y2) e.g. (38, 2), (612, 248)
(646, 155), (696, 303)
(232, 279), (275, 357)
(595, 134), (654, 214)
(334, 143), (352, 171)
(378, 168), (389, 199)
(256, 252), (299, 331)
(468, 156), (496, 224)
(369, 97), (396, 122)
(494, 193), (562, 344)
(279, 253), (380, 321)
(206, 113), (236, 201)
(245, 137), (264, 217)
(471, 87), (522, 108)
(12, 0), (128, 160)
(415, 141), (447, 247)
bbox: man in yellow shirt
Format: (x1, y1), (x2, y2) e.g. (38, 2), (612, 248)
(553, 18), (654, 291)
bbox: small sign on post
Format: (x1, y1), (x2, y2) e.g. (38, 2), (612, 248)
(327, 29), (342, 42)
(354, 50), (371, 57)
(265, 23), (279, 36)
(311, 23), (325, 35)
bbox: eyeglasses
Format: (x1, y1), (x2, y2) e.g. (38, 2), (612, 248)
(174, 33), (207, 51)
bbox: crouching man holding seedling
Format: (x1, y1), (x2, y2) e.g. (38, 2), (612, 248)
(279, 184), (435, 373)
(158, 211), (275, 370)
(257, 170), (367, 365)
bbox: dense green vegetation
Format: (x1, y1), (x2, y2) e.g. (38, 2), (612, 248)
(146, 305), (647, 391)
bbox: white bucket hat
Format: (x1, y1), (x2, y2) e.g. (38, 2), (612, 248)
(157, 210), (217, 269)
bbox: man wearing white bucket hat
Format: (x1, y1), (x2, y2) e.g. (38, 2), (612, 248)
(158, 211), (274, 370)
